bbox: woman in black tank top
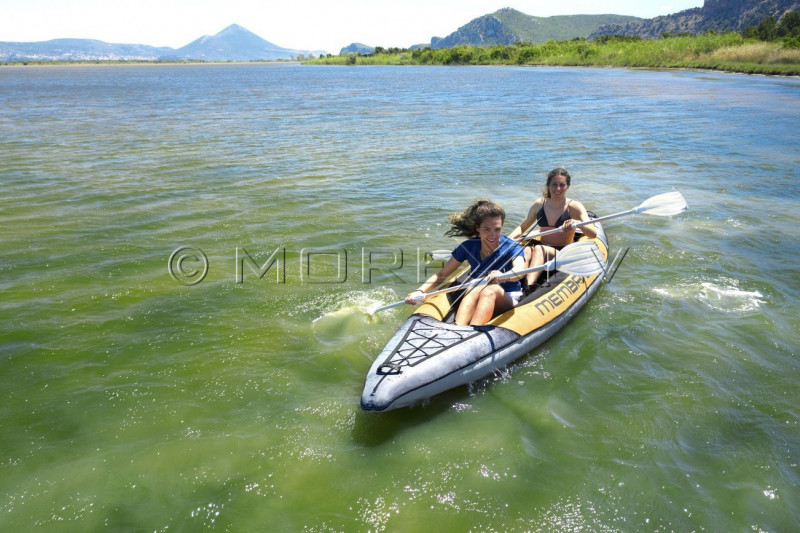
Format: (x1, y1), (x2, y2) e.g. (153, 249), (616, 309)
(508, 167), (597, 289)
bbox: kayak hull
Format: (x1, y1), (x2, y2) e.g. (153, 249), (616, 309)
(361, 224), (608, 412)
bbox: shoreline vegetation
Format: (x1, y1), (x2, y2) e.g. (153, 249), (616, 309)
(3, 32), (799, 76)
(4, 37), (797, 77)
(306, 33), (800, 76)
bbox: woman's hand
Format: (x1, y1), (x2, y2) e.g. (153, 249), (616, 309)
(405, 290), (426, 305)
(485, 270), (502, 284)
(562, 218), (577, 232)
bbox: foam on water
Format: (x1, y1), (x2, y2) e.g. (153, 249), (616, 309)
(697, 281), (765, 313)
(653, 277), (766, 313)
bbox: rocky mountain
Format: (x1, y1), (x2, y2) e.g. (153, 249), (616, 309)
(431, 7), (641, 48)
(590, 0), (800, 39)
(0, 24), (323, 62)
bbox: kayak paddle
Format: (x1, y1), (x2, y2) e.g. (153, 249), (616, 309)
(430, 191), (687, 260)
(519, 190), (688, 242)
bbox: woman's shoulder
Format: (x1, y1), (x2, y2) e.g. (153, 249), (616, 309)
(454, 238), (480, 254)
(567, 198), (587, 212)
(529, 197), (546, 211)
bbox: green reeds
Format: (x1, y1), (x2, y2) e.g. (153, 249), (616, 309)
(307, 32), (800, 75)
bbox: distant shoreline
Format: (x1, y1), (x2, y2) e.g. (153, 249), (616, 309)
(0, 60), (301, 68)
(2, 59), (797, 78)
(3, 37), (799, 78)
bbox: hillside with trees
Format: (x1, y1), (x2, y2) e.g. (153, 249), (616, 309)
(590, 0), (800, 39)
(432, 8), (640, 47)
(309, 13), (800, 75)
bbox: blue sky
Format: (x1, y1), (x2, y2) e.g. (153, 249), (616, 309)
(2, 1), (704, 54)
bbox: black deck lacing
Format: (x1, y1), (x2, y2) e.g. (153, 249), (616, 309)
(375, 318), (482, 376)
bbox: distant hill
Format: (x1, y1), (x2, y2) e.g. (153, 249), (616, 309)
(0, 24), (323, 62)
(431, 7), (641, 48)
(340, 43), (374, 55)
(0, 38), (172, 61)
(590, 0), (800, 39)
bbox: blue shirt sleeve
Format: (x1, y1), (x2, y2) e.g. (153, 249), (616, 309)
(451, 239), (481, 268)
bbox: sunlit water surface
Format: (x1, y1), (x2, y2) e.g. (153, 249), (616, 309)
(1, 64), (798, 531)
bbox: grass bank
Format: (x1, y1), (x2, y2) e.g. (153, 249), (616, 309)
(306, 33), (800, 76)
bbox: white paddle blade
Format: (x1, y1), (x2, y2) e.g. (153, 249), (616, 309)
(429, 250), (452, 261)
(503, 241), (606, 280)
(554, 241), (607, 277)
(635, 191), (688, 216)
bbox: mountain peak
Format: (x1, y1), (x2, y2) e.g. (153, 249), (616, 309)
(494, 7), (524, 15)
(216, 24), (248, 36)
(431, 11), (641, 48)
(170, 23), (320, 61)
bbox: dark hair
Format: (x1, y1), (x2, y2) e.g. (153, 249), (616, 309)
(445, 199), (506, 238)
(543, 167), (571, 198)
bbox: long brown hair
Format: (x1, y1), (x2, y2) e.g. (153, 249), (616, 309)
(543, 167), (571, 198)
(444, 199), (506, 238)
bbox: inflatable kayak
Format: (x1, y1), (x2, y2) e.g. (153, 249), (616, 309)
(361, 223), (609, 412)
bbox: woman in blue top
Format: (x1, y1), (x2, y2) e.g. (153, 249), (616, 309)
(406, 199), (526, 326)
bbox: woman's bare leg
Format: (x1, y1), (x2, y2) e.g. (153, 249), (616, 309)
(527, 245), (556, 286)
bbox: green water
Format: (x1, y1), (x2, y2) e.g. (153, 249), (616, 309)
(1, 64), (798, 531)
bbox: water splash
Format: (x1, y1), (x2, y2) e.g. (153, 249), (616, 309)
(310, 289), (400, 345)
(311, 288), (400, 323)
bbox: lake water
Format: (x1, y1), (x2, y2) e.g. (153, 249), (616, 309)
(1, 63), (798, 531)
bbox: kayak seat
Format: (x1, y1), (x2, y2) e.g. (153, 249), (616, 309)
(515, 269), (569, 308)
